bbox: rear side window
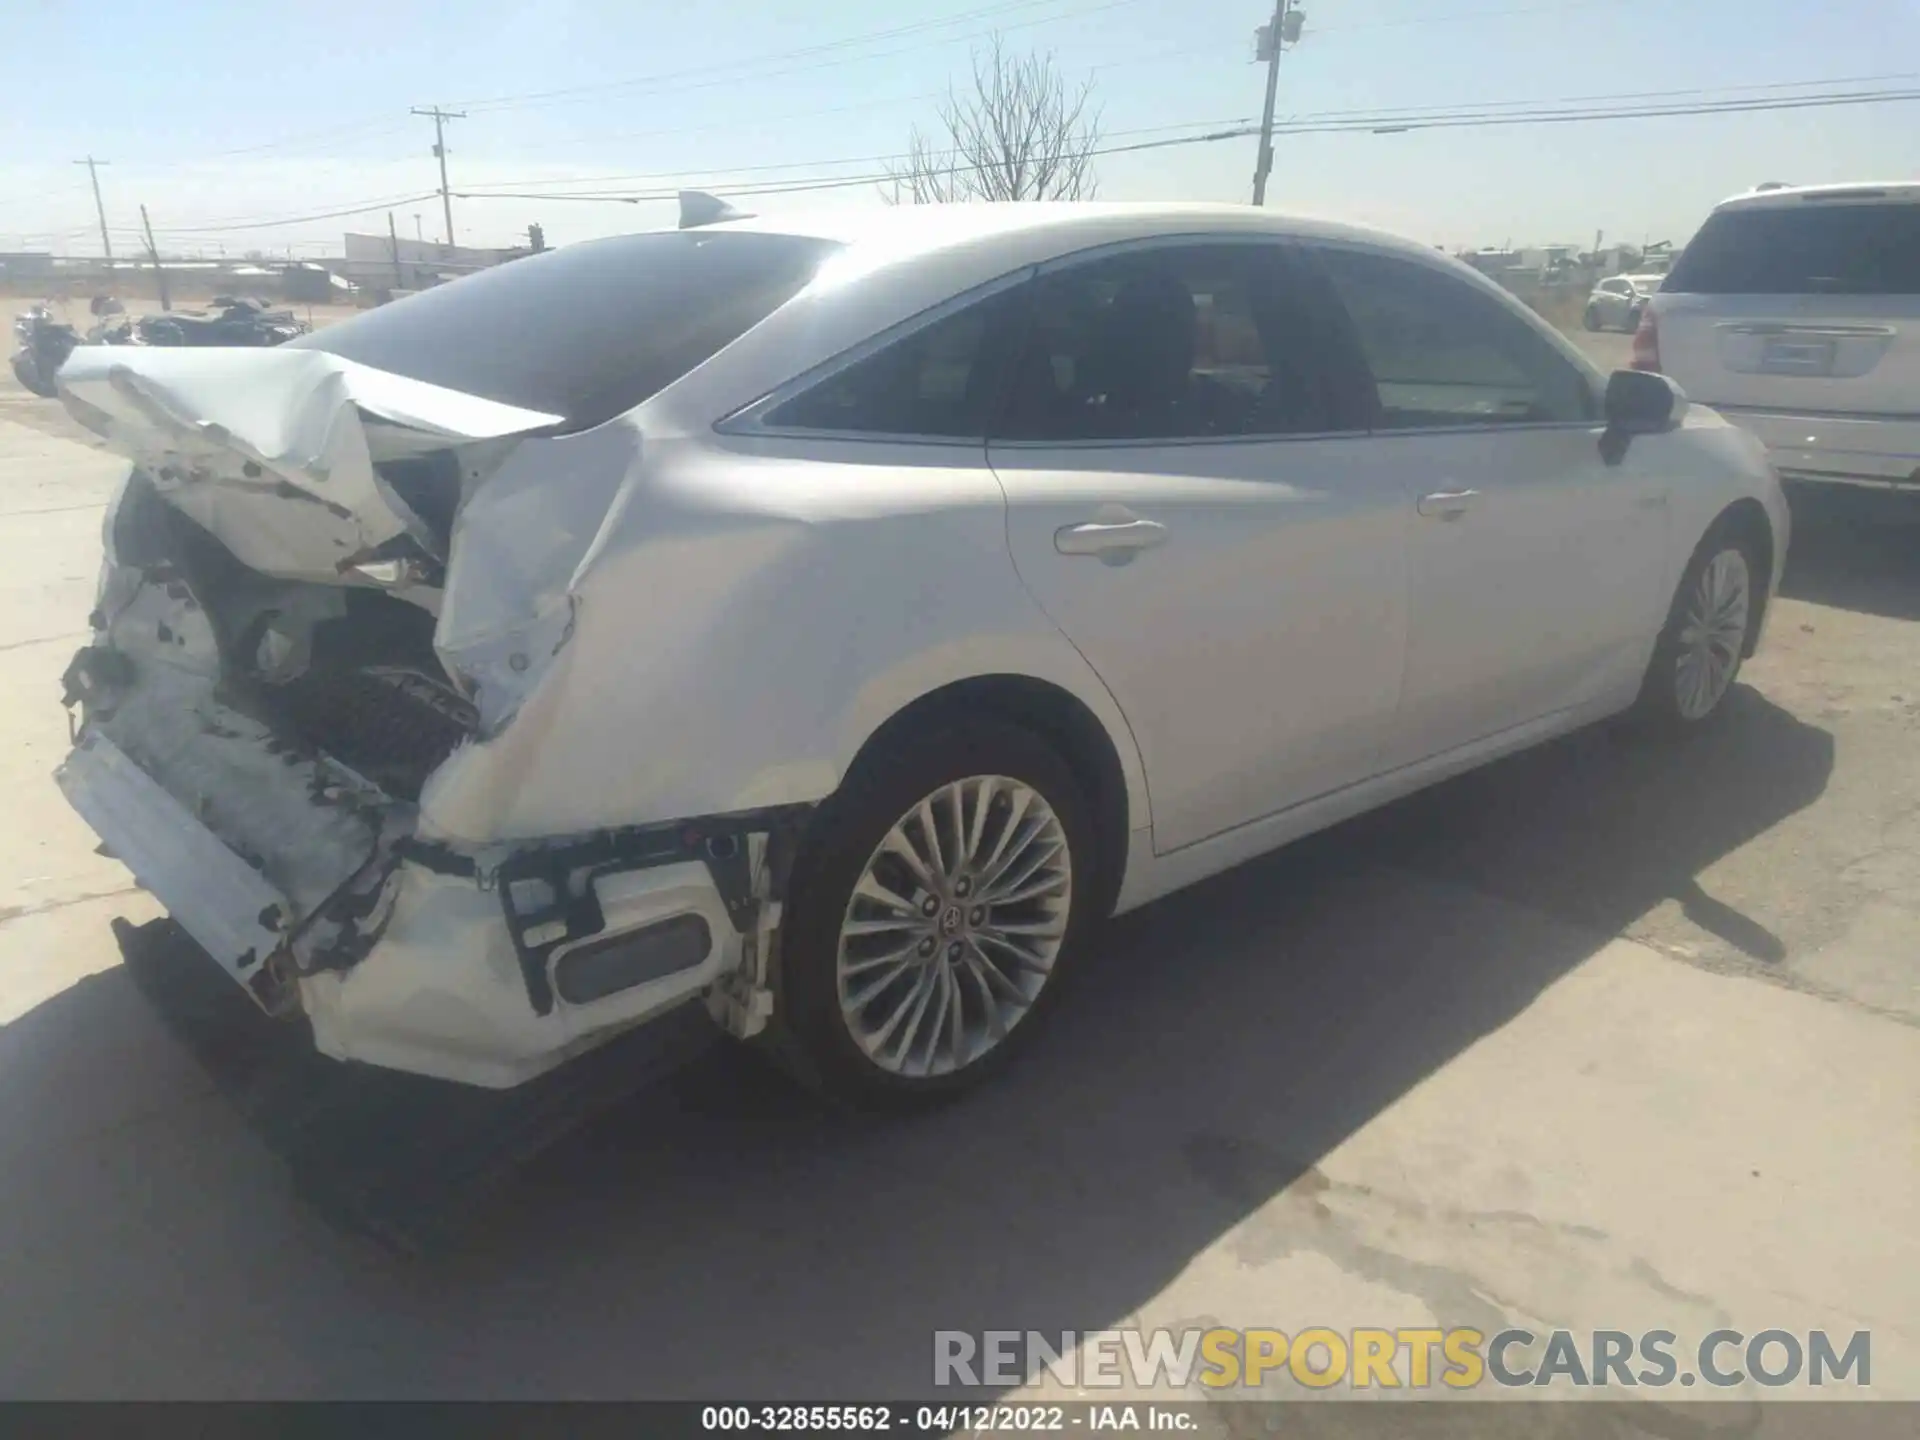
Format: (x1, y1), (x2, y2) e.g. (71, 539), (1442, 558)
(762, 286), (1028, 438)
(295, 230), (839, 430)
(1315, 246), (1598, 429)
(1664, 203), (1920, 296)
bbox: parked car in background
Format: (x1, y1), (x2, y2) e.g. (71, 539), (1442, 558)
(1639, 181), (1920, 492)
(52, 201), (1787, 1118)
(1585, 272), (1664, 332)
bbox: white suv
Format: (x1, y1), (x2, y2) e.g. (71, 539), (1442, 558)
(1638, 182), (1920, 492)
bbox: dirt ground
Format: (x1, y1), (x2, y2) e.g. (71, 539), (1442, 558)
(0, 328), (1913, 1410)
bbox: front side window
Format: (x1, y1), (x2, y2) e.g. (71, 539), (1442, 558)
(995, 243), (1352, 442)
(1314, 246), (1598, 429)
(760, 285), (1026, 438)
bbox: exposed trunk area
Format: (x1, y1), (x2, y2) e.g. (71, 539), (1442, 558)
(108, 469), (476, 802)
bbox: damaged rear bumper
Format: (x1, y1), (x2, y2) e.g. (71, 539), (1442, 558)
(59, 689), (808, 1090)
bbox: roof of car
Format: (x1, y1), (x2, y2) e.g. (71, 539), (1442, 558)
(1714, 180), (1920, 211)
(694, 200), (1438, 263)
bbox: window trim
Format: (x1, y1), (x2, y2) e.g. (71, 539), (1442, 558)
(718, 230), (1388, 450)
(713, 266), (1037, 446)
(1300, 237), (1606, 435)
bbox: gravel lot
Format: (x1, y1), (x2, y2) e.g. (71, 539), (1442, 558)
(0, 328), (1913, 1409)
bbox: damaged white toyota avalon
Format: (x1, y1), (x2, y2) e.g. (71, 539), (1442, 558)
(52, 199), (1788, 1108)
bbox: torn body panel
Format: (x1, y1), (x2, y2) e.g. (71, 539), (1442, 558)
(57, 344), (562, 584)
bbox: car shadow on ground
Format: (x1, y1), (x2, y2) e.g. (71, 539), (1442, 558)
(0, 687), (1830, 1397)
(1778, 485), (1920, 623)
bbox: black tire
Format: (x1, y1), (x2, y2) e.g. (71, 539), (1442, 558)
(1624, 305), (1644, 334)
(1626, 522), (1763, 736)
(11, 350), (55, 398)
(1583, 306), (1602, 332)
(762, 718), (1101, 1112)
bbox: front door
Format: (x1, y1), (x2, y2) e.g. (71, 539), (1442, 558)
(1310, 243), (1673, 767)
(988, 240), (1410, 854)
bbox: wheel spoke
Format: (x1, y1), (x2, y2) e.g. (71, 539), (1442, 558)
(880, 827), (940, 895)
(841, 916), (920, 938)
(984, 834), (1064, 901)
(841, 937), (923, 976)
(852, 871), (919, 918)
(975, 928), (1054, 975)
(916, 795), (950, 881)
(987, 868), (1071, 906)
(886, 966), (942, 1072)
(867, 965), (936, 1056)
(962, 776), (996, 868)
(976, 787), (1033, 881)
(958, 945), (1010, 1042)
(844, 953), (922, 1011)
(919, 962), (956, 1073)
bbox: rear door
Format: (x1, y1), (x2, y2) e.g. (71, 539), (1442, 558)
(1652, 191), (1920, 480)
(987, 239), (1409, 855)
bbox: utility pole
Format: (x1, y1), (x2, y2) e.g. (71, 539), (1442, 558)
(411, 107), (466, 247)
(1250, 1), (1305, 206)
(74, 156), (112, 263)
(388, 211), (404, 296)
(139, 204), (170, 311)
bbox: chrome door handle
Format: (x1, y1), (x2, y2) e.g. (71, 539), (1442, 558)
(1055, 517), (1169, 561)
(1416, 489), (1479, 520)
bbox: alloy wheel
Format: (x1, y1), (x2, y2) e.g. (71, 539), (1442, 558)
(1675, 548), (1751, 720)
(834, 775), (1073, 1078)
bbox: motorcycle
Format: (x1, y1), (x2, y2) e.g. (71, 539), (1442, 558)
(11, 295), (310, 399)
(91, 296), (310, 348)
(10, 304), (82, 398)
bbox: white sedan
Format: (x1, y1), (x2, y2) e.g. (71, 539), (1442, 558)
(51, 199), (1788, 1110)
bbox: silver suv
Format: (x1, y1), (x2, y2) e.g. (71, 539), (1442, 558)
(1638, 182), (1920, 492)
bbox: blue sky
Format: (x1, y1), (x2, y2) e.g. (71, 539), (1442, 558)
(3, 0), (1916, 256)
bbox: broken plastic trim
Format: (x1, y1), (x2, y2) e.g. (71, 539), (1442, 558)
(397, 803), (811, 1016)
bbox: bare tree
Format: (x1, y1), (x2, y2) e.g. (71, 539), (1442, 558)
(886, 35), (1102, 204)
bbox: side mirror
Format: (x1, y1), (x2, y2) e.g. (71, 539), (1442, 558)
(1599, 368), (1687, 465)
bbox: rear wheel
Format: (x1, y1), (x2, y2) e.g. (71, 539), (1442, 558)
(1583, 305), (1602, 332)
(764, 719), (1098, 1111)
(11, 350), (54, 398)
(1629, 528), (1760, 734)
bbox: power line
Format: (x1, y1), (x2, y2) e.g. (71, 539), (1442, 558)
(456, 116), (1259, 195)
(151, 193), (442, 235)
(447, 0), (1141, 115)
(456, 66), (1920, 198)
(456, 85), (1920, 208)
(111, 78), (1920, 240)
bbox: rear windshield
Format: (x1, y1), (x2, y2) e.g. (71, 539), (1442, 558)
(293, 230), (840, 429)
(1663, 202), (1920, 296)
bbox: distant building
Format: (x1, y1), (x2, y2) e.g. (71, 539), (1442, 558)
(339, 232), (526, 293)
